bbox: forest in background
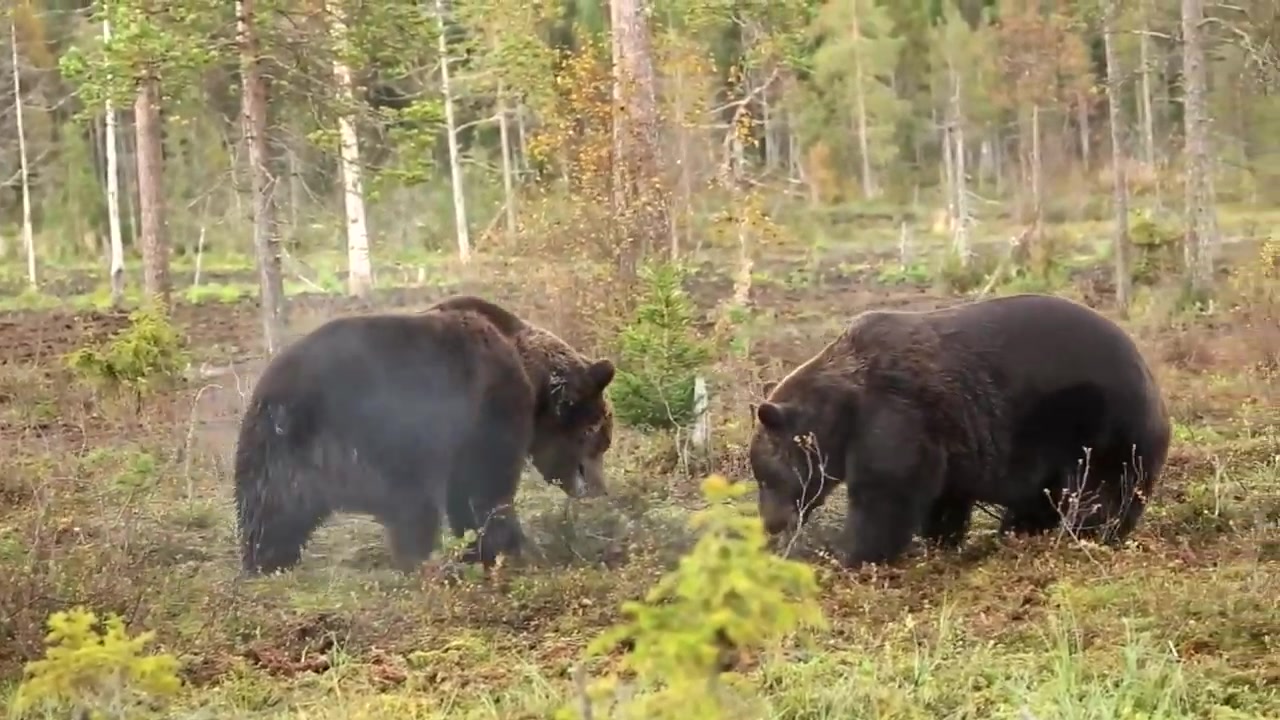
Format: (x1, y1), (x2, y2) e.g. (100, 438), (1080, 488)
(1, 0), (1276, 326)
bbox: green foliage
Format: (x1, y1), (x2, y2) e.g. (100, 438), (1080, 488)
(934, 249), (989, 294)
(64, 310), (188, 397)
(807, 0), (908, 186)
(58, 0), (226, 116)
(10, 607), (182, 720)
(610, 263), (713, 431)
(568, 475), (827, 720)
(1130, 208), (1184, 285)
(877, 260), (932, 286)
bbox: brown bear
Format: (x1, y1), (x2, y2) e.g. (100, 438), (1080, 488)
(234, 294), (615, 575)
(748, 293), (1171, 568)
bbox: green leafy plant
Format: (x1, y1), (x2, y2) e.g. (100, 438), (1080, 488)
(1130, 208), (1183, 285)
(610, 262), (713, 430)
(11, 607), (182, 720)
(64, 309), (189, 401)
(565, 475), (828, 720)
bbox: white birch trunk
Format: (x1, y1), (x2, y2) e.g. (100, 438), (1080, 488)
(436, 0), (470, 263)
(851, 2), (877, 199)
(497, 79), (517, 241)
(103, 17), (126, 305)
(10, 15), (35, 287)
(329, 0), (373, 296)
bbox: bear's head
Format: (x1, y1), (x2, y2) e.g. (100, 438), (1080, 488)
(425, 295), (619, 498)
(529, 357), (616, 499)
(748, 370), (856, 537)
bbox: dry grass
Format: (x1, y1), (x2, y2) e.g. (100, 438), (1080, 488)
(0, 232), (1278, 719)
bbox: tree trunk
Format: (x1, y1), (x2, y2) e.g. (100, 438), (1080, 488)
(330, 0), (373, 297)
(1138, 0), (1156, 171)
(436, 0), (471, 263)
(238, 0), (286, 352)
(951, 64), (969, 264)
(104, 18), (125, 306)
(1077, 95), (1091, 171)
(1030, 104), (1042, 238)
(851, 3), (877, 199)
(941, 115), (955, 234)
(497, 79), (517, 242)
(994, 130), (1004, 198)
(609, 0), (669, 280)
(1138, 0), (1160, 209)
(515, 102), (529, 177)
(1103, 0), (1132, 316)
(10, 14), (36, 288)
(672, 58), (689, 257)
(134, 75), (170, 310)
(1180, 0), (1217, 296)
(762, 89), (776, 172)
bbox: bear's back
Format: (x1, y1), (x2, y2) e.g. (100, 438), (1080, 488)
(249, 311), (535, 447)
(923, 294), (1156, 396)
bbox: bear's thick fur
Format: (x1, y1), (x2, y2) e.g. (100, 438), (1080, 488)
(234, 295), (615, 575)
(749, 293), (1171, 567)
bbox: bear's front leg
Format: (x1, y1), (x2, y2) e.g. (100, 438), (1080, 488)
(920, 493), (975, 550)
(446, 488), (526, 567)
(841, 426), (944, 567)
(466, 499), (525, 567)
(841, 485), (934, 567)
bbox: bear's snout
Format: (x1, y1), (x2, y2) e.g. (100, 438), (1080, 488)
(758, 486), (799, 535)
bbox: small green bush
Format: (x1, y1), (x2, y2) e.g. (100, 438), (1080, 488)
(610, 262), (712, 431)
(10, 607), (182, 720)
(1130, 208), (1183, 285)
(64, 309), (188, 399)
(566, 475), (828, 720)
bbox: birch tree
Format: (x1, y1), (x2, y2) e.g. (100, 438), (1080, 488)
(930, 3), (996, 264)
(102, 15), (125, 306)
(9, 10), (36, 288)
(328, 0), (373, 295)
(449, 0), (559, 246)
(436, 0), (470, 264)
(60, 0), (222, 312)
(1136, 0), (1158, 174)
(496, 69), (517, 241)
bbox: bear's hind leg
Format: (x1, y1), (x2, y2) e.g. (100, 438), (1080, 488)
(998, 496), (1063, 537)
(999, 468), (1066, 538)
(920, 493), (975, 550)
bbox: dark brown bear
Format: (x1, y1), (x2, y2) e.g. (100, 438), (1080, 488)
(234, 295), (615, 575)
(748, 293), (1171, 568)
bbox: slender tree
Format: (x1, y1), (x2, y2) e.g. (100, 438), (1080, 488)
(1181, 0), (1218, 297)
(238, 0), (286, 351)
(1103, 0), (1132, 315)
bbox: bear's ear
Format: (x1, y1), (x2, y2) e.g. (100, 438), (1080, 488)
(586, 359), (615, 396)
(761, 380), (778, 397)
(756, 401), (791, 433)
